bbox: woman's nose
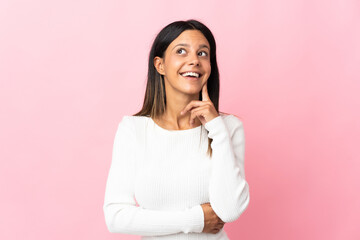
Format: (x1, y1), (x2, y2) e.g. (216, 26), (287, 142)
(188, 53), (200, 66)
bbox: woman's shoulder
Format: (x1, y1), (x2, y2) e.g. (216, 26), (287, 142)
(114, 115), (151, 140)
(219, 112), (244, 126)
(121, 114), (148, 121)
(118, 115), (150, 127)
(218, 112), (245, 137)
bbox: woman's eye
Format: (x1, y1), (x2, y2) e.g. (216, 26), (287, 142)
(198, 51), (208, 57)
(177, 48), (186, 54)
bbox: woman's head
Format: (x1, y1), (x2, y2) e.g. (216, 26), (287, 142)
(154, 29), (211, 98)
(135, 19), (220, 118)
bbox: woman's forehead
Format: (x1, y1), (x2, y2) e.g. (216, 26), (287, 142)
(169, 30), (210, 49)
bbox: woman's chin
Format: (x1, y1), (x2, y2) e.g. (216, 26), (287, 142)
(180, 87), (202, 95)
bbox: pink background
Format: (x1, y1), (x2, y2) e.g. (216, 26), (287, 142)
(1, 0), (359, 239)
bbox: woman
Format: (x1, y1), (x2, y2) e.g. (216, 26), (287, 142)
(103, 19), (250, 240)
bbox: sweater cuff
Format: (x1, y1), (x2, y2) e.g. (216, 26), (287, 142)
(183, 205), (204, 234)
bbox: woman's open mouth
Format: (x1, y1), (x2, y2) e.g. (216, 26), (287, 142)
(179, 71), (202, 80)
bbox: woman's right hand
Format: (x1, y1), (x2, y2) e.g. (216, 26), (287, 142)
(200, 202), (225, 234)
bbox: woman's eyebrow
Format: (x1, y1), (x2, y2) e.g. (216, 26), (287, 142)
(172, 43), (210, 50)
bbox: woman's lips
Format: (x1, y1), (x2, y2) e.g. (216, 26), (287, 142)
(179, 73), (201, 80)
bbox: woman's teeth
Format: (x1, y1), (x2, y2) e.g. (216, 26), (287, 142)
(181, 72), (200, 78)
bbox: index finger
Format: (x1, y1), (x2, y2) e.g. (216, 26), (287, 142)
(202, 82), (209, 101)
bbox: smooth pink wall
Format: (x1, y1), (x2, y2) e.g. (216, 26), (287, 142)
(1, 0), (359, 239)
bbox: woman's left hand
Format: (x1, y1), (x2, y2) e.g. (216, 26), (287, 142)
(180, 82), (220, 126)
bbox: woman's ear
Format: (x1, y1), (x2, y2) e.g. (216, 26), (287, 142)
(154, 56), (165, 75)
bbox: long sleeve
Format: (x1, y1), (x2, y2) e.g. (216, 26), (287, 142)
(103, 116), (205, 236)
(204, 115), (250, 223)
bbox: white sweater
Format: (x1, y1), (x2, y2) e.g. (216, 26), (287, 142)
(103, 113), (250, 240)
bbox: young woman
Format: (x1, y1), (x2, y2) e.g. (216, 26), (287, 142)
(103, 19), (250, 240)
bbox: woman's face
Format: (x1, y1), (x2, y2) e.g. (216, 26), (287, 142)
(154, 30), (211, 96)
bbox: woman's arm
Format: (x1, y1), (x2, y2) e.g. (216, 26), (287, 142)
(204, 115), (250, 223)
(103, 116), (204, 236)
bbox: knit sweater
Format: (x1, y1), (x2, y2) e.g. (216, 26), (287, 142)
(103, 113), (250, 240)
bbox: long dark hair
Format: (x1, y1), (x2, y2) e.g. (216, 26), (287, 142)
(133, 19), (227, 157)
